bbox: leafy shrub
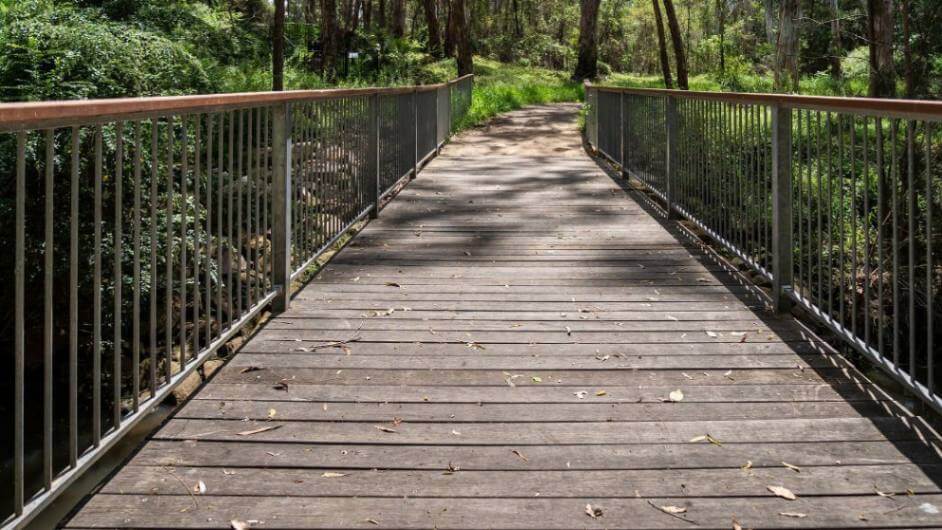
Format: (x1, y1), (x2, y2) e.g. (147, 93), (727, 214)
(0, 1), (212, 101)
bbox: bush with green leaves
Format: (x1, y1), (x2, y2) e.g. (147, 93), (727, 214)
(0, 0), (212, 101)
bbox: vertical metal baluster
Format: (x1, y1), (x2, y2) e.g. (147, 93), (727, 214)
(14, 131), (26, 516)
(132, 121), (142, 412)
(70, 126), (79, 467)
(255, 107), (262, 304)
(236, 109), (244, 320)
(205, 113), (213, 348)
(245, 108), (253, 310)
(926, 122), (934, 394)
(165, 118), (175, 382)
(800, 109), (810, 300)
(43, 129), (54, 490)
(891, 120), (900, 366)
(228, 110), (235, 329)
(876, 118), (886, 358)
(838, 115), (846, 329)
(114, 122), (124, 429)
(861, 116), (880, 344)
(907, 120), (916, 377)
(816, 112), (823, 309)
(93, 126), (103, 446)
(850, 117), (858, 337)
(807, 111), (814, 302)
(218, 112), (225, 332)
(194, 115), (202, 357)
(262, 107), (270, 296)
(826, 112), (834, 318)
(149, 122), (159, 391)
(180, 118), (189, 369)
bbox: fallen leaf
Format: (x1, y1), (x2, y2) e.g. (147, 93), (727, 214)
(573, 391), (588, 399)
(239, 366), (264, 374)
(779, 512), (807, 518)
(595, 390), (607, 396)
(668, 389), (684, 402)
(782, 462), (801, 473)
(230, 520), (251, 530)
(267, 408), (277, 420)
(767, 485), (797, 500)
(532, 376), (543, 383)
(365, 518), (379, 525)
(451, 429), (462, 436)
(565, 326), (572, 336)
(384, 282), (402, 288)
(689, 434), (723, 446)
(374, 425), (398, 433)
(659, 505), (687, 514)
(321, 472), (347, 478)
(237, 425), (281, 436)
(732, 519), (743, 530)
(705, 331), (719, 338)
(512, 450), (529, 462)
(466, 341), (486, 350)
(193, 480), (206, 495)
(585, 504), (603, 518)
(741, 460), (753, 470)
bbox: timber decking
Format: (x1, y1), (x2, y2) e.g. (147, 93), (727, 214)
(65, 104), (942, 529)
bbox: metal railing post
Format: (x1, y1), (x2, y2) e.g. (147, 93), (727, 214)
(271, 102), (292, 313)
(665, 95), (678, 220)
(412, 87), (419, 178)
(620, 92), (628, 178)
(369, 93), (380, 218)
(771, 104), (794, 313)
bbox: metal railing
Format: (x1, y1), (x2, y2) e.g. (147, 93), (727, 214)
(585, 82), (942, 415)
(0, 74), (473, 528)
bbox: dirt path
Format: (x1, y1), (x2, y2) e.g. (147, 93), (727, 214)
(442, 102), (584, 158)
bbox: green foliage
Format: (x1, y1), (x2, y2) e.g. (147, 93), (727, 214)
(449, 58), (583, 131)
(0, 0), (212, 101)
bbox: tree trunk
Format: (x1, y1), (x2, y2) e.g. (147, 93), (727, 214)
(444, 0), (457, 57)
(867, 0), (896, 97)
(662, 0), (688, 89)
(717, 0), (726, 74)
(763, 0), (777, 45)
(391, 0), (406, 37)
(829, 0), (843, 81)
(453, 0), (473, 76)
(773, 0), (800, 92)
(652, 0), (673, 88)
(378, 0), (386, 32)
(423, 0), (443, 57)
(321, 0), (339, 81)
(272, 0), (286, 91)
(364, 0), (372, 30)
(901, 0), (913, 98)
(572, 0), (602, 81)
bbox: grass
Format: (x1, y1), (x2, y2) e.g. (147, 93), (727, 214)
(423, 57), (584, 131)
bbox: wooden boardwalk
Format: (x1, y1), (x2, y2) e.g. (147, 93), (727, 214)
(66, 104), (942, 529)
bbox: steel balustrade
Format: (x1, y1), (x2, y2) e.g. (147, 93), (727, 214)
(585, 82), (942, 416)
(0, 75), (472, 529)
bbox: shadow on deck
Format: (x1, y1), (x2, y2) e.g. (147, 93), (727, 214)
(64, 104), (942, 529)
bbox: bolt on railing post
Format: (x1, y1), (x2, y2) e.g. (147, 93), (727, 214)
(771, 104), (794, 313)
(664, 95), (679, 220)
(369, 93), (380, 219)
(271, 101), (292, 313)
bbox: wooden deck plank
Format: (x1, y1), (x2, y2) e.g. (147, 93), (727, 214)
(65, 103), (942, 529)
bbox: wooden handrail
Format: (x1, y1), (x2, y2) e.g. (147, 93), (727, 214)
(585, 81), (942, 120)
(0, 74), (475, 131)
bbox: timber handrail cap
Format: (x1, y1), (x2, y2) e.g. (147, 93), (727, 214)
(590, 84), (942, 118)
(0, 75), (474, 129)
